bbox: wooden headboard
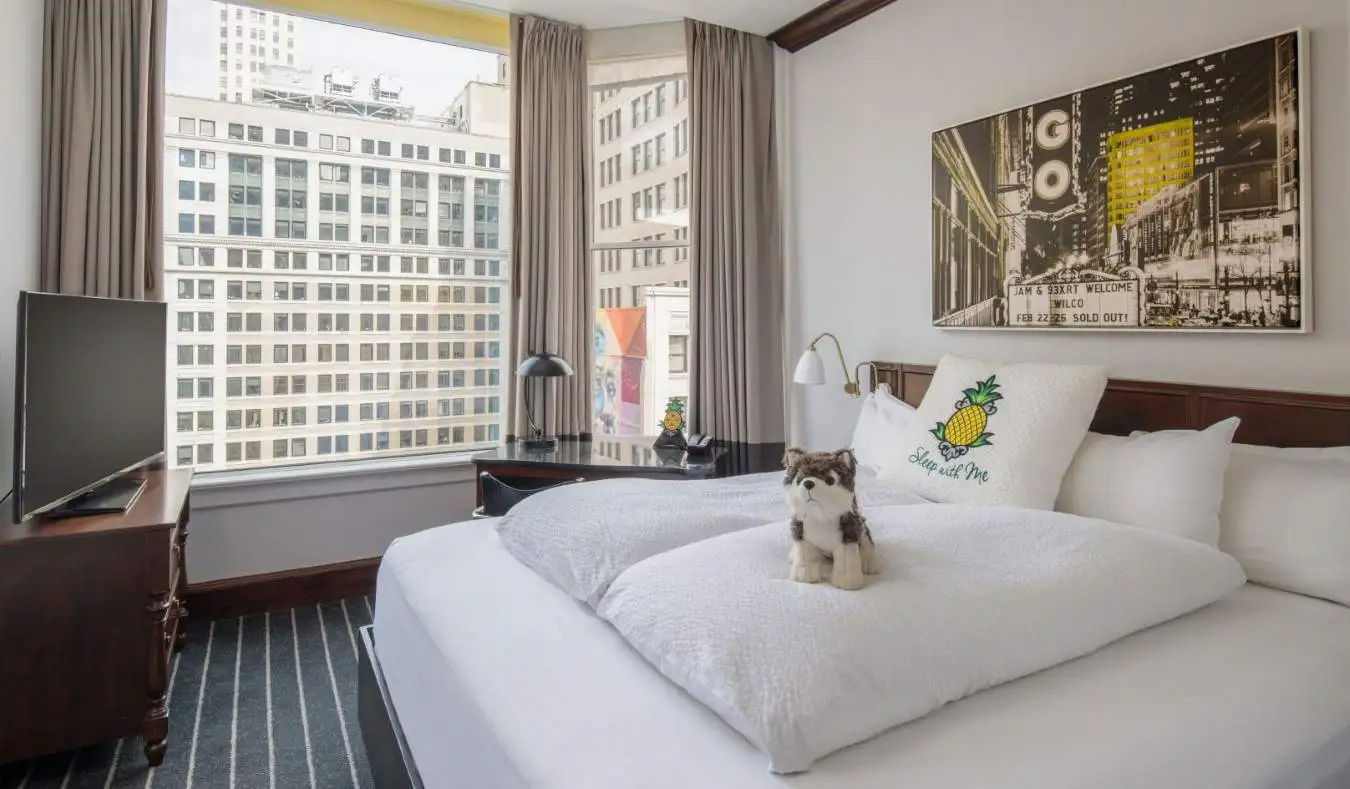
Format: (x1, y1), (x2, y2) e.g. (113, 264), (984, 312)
(869, 362), (1350, 449)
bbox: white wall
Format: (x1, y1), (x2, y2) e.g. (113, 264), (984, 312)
(0, 0), (43, 492)
(788, 0), (1350, 448)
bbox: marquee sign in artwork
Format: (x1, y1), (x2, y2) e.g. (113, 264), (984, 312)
(1006, 274), (1142, 328)
(931, 30), (1308, 332)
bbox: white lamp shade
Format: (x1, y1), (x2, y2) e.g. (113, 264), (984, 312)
(793, 348), (826, 385)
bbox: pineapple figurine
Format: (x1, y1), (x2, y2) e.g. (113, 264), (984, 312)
(652, 397), (688, 450)
(929, 375), (1002, 462)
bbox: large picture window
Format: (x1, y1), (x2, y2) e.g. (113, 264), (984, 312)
(589, 51), (690, 437)
(164, 0), (510, 471)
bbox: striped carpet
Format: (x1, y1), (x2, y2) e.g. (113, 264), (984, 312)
(0, 598), (376, 789)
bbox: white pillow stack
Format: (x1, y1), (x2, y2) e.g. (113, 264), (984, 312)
(841, 354), (1349, 610)
(1067, 426), (1350, 608)
(1055, 418), (1240, 547)
(877, 355), (1108, 509)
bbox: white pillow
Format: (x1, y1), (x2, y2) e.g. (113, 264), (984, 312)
(1232, 443), (1350, 462)
(1131, 430), (1350, 463)
(1056, 418), (1240, 546)
(1220, 451), (1350, 606)
(878, 355), (1107, 509)
(849, 385), (916, 471)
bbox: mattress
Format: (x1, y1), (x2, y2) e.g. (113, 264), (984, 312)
(373, 520), (1350, 789)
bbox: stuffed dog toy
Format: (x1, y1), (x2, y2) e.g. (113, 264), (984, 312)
(782, 447), (882, 590)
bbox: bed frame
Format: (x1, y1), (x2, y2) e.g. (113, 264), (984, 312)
(871, 362), (1350, 447)
(358, 626), (425, 789)
(357, 364), (1350, 789)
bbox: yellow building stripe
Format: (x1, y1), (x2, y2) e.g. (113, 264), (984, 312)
(1106, 118), (1195, 231)
(259, 0), (509, 50)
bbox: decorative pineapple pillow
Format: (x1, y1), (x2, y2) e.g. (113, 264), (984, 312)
(877, 355), (1108, 509)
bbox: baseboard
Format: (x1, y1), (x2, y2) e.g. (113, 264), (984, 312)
(187, 556), (381, 621)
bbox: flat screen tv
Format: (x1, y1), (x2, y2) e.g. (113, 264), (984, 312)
(12, 292), (167, 522)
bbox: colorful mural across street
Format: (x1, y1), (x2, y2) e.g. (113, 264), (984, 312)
(593, 307), (647, 435)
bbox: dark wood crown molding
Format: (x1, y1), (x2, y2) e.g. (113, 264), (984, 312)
(768, 0), (899, 53)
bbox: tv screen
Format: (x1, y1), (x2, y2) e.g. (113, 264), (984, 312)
(12, 292), (167, 522)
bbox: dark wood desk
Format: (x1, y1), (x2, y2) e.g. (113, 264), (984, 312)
(0, 469), (192, 767)
(471, 437), (786, 512)
(472, 437), (723, 509)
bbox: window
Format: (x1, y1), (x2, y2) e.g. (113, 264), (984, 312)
(669, 335), (688, 373)
(590, 60), (691, 437)
(319, 163), (350, 183)
(164, 0), (511, 471)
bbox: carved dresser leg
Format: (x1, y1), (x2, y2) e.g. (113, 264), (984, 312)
(144, 589), (171, 766)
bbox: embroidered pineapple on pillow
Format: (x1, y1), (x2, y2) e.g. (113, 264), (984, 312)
(930, 374), (1002, 462)
(879, 355), (1108, 510)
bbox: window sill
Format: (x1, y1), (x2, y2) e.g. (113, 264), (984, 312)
(190, 451), (480, 510)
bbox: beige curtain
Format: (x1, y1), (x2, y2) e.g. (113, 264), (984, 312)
(41, 0), (165, 299)
(686, 20), (783, 444)
(507, 14), (593, 442)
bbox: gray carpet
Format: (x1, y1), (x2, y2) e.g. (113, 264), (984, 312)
(0, 598), (376, 789)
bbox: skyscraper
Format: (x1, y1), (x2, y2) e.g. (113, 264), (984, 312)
(213, 1), (301, 103)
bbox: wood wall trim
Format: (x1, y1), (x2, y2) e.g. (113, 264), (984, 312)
(187, 557), (381, 621)
(768, 0), (899, 53)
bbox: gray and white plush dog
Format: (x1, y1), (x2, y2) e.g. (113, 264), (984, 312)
(782, 448), (883, 590)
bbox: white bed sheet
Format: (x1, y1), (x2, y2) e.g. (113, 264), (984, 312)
(374, 520), (1350, 789)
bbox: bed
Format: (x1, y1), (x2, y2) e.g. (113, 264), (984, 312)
(358, 363), (1350, 789)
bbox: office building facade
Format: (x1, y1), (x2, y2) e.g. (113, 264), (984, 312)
(164, 73), (511, 471)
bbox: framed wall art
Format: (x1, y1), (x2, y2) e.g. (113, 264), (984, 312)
(931, 30), (1308, 332)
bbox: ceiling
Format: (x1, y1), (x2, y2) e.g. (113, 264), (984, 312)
(447, 0), (821, 35)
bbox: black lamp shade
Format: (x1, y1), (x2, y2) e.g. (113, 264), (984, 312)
(516, 352), (574, 378)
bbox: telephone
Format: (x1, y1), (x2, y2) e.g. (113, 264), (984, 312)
(685, 433), (715, 456)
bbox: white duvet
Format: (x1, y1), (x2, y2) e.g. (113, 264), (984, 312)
(596, 503), (1247, 773)
(495, 470), (925, 606)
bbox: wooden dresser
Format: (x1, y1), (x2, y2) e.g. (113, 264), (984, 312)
(0, 469), (192, 767)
